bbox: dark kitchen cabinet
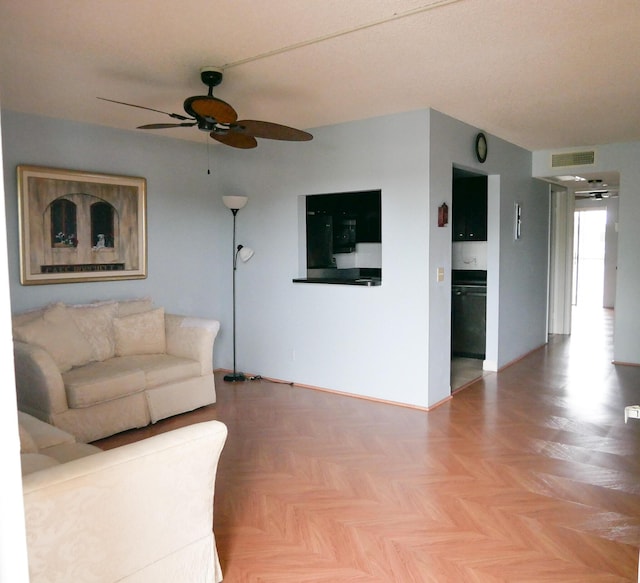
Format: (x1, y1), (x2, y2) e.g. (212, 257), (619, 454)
(306, 190), (381, 254)
(452, 176), (487, 241)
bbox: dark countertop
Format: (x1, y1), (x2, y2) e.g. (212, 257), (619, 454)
(292, 277), (381, 286)
(293, 267), (382, 286)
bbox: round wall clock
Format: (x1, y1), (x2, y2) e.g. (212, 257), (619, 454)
(475, 132), (488, 163)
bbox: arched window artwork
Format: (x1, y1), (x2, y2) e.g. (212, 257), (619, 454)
(91, 202), (115, 248)
(51, 199), (78, 247)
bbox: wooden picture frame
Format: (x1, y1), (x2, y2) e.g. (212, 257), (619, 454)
(17, 165), (147, 285)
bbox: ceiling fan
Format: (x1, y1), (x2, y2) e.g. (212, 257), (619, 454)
(574, 179), (618, 199)
(98, 67), (313, 149)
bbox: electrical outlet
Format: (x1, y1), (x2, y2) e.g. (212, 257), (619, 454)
(437, 267), (445, 282)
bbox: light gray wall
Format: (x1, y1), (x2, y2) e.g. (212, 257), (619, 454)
(2, 108), (551, 409)
(212, 110), (434, 407)
(1, 110), (232, 367)
(428, 111), (549, 404)
(493, 144), (550, 368)
(533, 143), (640, 364)
(214, 108), (548, 408)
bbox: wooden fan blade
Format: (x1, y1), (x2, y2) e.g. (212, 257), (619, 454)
(210, 132), (257, 149)
(97, 97), (192, 121)
(235, 120), (313, 141)
(137, 122), (197, 129)
(184, 96), (238, 124)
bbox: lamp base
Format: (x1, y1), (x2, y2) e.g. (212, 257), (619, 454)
(223, 372), (248, 382)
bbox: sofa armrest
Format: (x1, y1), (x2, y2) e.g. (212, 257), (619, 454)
(13, 341), (68, 420)
(23, 420), (228, 583)
(165, 314), (220, 375)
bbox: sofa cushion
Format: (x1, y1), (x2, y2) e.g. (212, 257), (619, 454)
(18, 422), (38, 453)
(62, 360), (146, 408)
(113, 307), (166, 356)
(115, 354), (202, 389)
(13, 303), (95, 372)
(20, 453), (60, 476)
(68, 301), (118, 361)
(12, 306), (47, 328)
(43, 442), (102, 463)
(18, 411), (76, 450)
(116, 297), (153, 317)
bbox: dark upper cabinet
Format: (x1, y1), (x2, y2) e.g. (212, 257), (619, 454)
(306, 190), (381, 254)
(452, 176), (487, 241)
(355, 199), (381, 243)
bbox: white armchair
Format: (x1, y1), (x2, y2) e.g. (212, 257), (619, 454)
(22, 420), (228, 583)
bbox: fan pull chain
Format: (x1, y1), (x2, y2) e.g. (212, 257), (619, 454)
(207, 134), (211, 175)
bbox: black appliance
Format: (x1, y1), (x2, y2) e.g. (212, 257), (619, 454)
(306, 213), (334, 268)
(451, 270), (486, 359)
(333, 214), (357, 253)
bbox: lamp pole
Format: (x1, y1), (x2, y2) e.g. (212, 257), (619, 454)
(222, 195), (251, 382)
(225, 209), (245, 382)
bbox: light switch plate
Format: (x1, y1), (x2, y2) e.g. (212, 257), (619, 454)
(437, 267), (445, 282)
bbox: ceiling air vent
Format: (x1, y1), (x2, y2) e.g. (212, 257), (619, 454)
(551, 150), (596, 168)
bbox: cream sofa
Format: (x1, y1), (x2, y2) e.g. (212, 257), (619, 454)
(19, 411), (227, 583)
(13, 298), (220, 442)
(18, 410), (103, 475)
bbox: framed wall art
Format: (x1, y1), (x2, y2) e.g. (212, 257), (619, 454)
(17, 165), (147, 285)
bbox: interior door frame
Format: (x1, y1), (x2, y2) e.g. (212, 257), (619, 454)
(548, 187), (574, 335)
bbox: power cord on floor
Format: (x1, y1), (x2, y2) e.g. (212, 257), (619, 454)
(248, 375), (294, 386)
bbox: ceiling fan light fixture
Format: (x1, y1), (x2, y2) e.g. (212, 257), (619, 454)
(210, 124), (231, 136)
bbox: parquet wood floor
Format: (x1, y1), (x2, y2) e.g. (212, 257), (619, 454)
(95, 308), (640, 581)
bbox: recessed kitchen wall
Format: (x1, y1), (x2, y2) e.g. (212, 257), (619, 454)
(334, 242), (382, 269)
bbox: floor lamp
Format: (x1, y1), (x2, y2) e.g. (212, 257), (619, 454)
(222, 196), (254, 382)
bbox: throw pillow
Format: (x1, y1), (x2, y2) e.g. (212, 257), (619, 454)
(113, 307), (166, 356)
(116, 297), (153, 317)
(12, 306), (47, 329)
(13, 303), (95, 372)
(68, 302), (118, 361)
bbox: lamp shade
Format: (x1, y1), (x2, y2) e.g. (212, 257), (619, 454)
(223, 195), (248, 210)
(238, 246), (254, 263)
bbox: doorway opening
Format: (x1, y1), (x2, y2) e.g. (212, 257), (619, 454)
(546, 171), (619, 337)
(450, 167), (488, 392)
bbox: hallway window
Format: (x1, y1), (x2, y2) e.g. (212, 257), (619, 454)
(572, 209), (606, 307)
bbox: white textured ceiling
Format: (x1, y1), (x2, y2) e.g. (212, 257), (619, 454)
(1, 0), (640, 151)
